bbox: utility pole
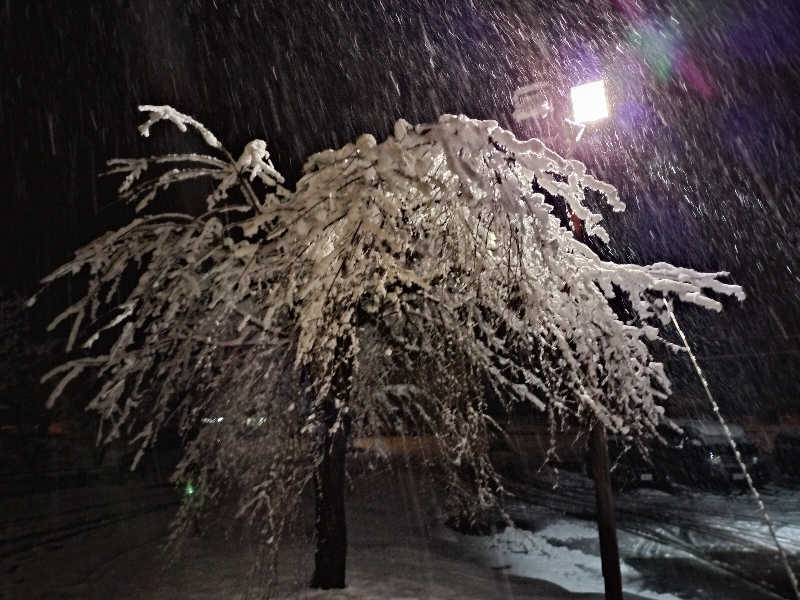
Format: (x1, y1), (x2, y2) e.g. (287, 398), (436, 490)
(513, 78), (623, 600)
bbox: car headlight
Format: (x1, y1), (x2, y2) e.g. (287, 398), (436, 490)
(751, 456), (759, 465)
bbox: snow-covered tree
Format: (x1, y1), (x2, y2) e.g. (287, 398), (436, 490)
(33, 105), (743, 592)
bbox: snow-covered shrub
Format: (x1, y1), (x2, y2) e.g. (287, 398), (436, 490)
(33, 105), (743, 589)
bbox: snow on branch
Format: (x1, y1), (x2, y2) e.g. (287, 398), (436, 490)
(138, 104), (222, 149)
(37, 106), (743, 573)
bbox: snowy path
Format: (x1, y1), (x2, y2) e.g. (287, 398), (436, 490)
(0, 483), (178, 599)
(0, 473), (647, 600)
(0, 483), (177, 558)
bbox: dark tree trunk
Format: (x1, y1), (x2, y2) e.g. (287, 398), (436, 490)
(310, 348), (351, 589)
(590, 423), (623, 600)
(310, 407), (349, 588)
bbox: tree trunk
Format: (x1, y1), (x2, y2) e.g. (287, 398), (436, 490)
(310, 408), (348, 588)
(590, 423), (623, 600)
(310, 349), (351, 589)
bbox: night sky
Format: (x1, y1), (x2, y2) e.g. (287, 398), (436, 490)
(3, 0), (800, 416)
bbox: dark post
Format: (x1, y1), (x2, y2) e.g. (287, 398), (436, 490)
(569, 199), (624, 600)
(590, 422), (623, 600)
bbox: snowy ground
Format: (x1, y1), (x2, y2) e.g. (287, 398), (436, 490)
(433, 516), (684, 600)
(506, 468), (800, 600)
(1, 468), (798, 599)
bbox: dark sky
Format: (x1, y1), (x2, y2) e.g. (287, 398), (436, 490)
(3, 0), (800, 415)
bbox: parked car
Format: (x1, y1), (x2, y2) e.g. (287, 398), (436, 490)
(587, 421), (770, 493)
(773, 430), (800, 479)
(613, 437), (673, 491)
(586, 435), (671, 492)
(663, 420), (769, 490)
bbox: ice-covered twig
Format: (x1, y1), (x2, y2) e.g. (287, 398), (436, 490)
(138, 105), (222, 149)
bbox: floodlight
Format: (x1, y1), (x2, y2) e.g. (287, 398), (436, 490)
(512, 82), (551, 123)
(570, 80), (608, 124)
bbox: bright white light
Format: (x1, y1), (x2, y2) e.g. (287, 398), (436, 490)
(570, 80), (608, 124)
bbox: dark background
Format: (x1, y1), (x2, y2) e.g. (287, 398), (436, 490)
(2, 0), (800, 418)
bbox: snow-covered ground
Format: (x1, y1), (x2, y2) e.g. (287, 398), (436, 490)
(620, 484), (800, 555)
(506, 468), (800, 599)
(434, 516), (684, 600)
(1, 469), (798, 599)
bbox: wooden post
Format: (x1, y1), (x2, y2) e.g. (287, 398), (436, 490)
(590, 423), (623, 600)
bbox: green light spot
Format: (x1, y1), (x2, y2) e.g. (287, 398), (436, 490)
(185, 481), (195, 496)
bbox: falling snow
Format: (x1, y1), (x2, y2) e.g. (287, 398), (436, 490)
(3, 1), (800, 599)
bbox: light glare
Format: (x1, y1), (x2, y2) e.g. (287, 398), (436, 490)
(570, 80), (609, 124)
